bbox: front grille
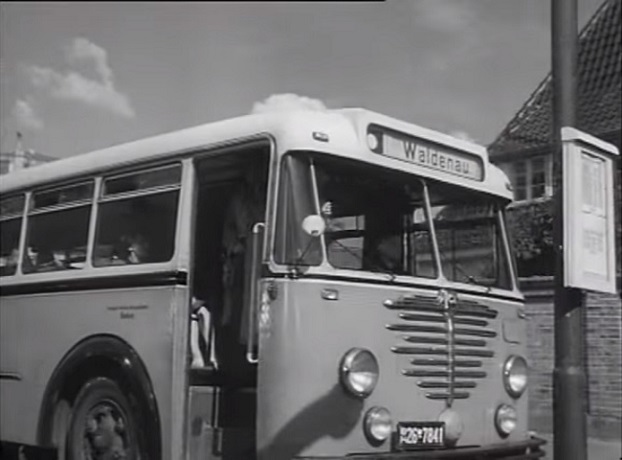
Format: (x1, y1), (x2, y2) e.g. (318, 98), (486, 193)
(385, 292), (498, 403)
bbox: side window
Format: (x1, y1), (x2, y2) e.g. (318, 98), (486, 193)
(0, 195), (25, 276)
(93, 164), (181, 266)
(23, 182), (93, 273)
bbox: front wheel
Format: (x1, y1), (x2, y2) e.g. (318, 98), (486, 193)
(67, 377), (144, 460)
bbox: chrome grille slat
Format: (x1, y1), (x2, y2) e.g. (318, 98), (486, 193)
(455, 348), (495, 357)
(403, 370), (487, 378)
(386, 292), (497, 402)
(411, 359), (482, 368)
(387, 324), (447, 334)
(453, 338), (487, 347)
(454, 327), (497, 338)
(417, 381), (476, 389)
(426, 392), (470, 400)
(403, 336), (448, 345)
(453, 317), (489, 327)
(454, 306), (498, 319)
(399, 313), (446, 322)
(391, 346), (447, 355)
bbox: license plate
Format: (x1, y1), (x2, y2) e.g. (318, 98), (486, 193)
(395, 422), (445, 450)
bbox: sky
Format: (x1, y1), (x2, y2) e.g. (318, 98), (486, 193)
(0, 0), (607, 160)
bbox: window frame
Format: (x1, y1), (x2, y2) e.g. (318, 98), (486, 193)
(272, 150), (442, 280)
(0, 194), (27, 277)
(22, 180), (96, 274)
(509, 155), (553, 202)
(92, 162), (183, 268)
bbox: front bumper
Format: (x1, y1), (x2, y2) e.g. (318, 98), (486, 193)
(297, 436), (546, 459)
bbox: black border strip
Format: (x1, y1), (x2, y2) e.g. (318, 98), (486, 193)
(0, 270), (188, 296)
(265, 270), (522, 303)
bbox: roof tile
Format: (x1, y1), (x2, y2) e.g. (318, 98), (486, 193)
(489, 0), (621, 157)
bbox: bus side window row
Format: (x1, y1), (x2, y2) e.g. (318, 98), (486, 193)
(22, 206), (90, 273)
(0, 188), (179, 276)
(0, 218), (21, 276)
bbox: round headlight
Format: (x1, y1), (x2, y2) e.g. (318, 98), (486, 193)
(503, 355), (528, 398)
(339, 348), (379, 398)
(363, 407), (392, 444)
(495, 404), (518, 437)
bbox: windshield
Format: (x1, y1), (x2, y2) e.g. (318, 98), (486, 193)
(274, 152), (514, 289)
(426, 182), (512, 288)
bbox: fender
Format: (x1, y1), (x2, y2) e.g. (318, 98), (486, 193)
(36, 334), (161, 459)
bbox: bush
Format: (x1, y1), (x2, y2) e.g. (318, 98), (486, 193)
(506, 199), (555, 277)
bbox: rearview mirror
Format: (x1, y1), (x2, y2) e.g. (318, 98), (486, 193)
(302, 215), (326, 237)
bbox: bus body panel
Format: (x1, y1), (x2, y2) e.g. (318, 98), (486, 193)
(0, 108), (526, 458)
(0, 283), (188, 458)
(257, 278), (528, 458)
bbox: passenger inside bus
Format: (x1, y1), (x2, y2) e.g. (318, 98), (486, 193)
(93, 187), (178, 267)
(93, 232), (151, 265)
(221, 166), (267, 337)
(0, 248), (19, 276)
(369, 233), (402, 272)
(22, 246), (39, 272)
(123, 232), (150, 264)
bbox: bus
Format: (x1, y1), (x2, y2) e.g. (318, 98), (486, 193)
(0, 108), (545, 459)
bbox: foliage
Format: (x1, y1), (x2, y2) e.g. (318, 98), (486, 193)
(505, 199), (555, 276)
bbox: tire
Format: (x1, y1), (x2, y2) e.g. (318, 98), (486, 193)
(67, 377), (145, 460)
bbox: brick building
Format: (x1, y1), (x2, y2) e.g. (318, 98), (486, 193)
(488, 0), (621, 439)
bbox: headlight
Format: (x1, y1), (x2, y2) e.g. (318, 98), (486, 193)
(503, 355), (528, 397)
(339, 348), (379, 398)
(495, 404), (517, 437)
(363, 407), (392, 444)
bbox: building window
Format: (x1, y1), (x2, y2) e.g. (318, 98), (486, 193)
(509, 156), (552, 202)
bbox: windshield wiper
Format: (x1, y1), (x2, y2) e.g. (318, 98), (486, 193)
(437, 250), (492, 291)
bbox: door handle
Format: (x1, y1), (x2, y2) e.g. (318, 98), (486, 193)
(246, 222), (264, 364)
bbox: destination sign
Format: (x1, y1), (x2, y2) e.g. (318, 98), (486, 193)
(367, 126), (484, 181)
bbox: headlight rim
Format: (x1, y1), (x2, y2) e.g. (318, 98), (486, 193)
(494, 403), (518, 438)
(363, 406), (392, 445)
(339, 347), (379, 399)
(503, 355), (528, 398)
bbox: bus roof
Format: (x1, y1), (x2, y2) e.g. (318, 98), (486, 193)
(0, 108), (512, 200)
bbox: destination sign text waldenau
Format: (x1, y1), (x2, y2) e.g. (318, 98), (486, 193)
(368, 126), (484, 181)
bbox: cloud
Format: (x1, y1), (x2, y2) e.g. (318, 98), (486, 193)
(27, 65), (134, 118)
(251, 93), (328, 114)
(412, 1), (476, 33)
(13, 98), (44, 131)
(25, 37), (135, 118)
(450, 129), (478, 143)
(66, 37), (114, 84)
